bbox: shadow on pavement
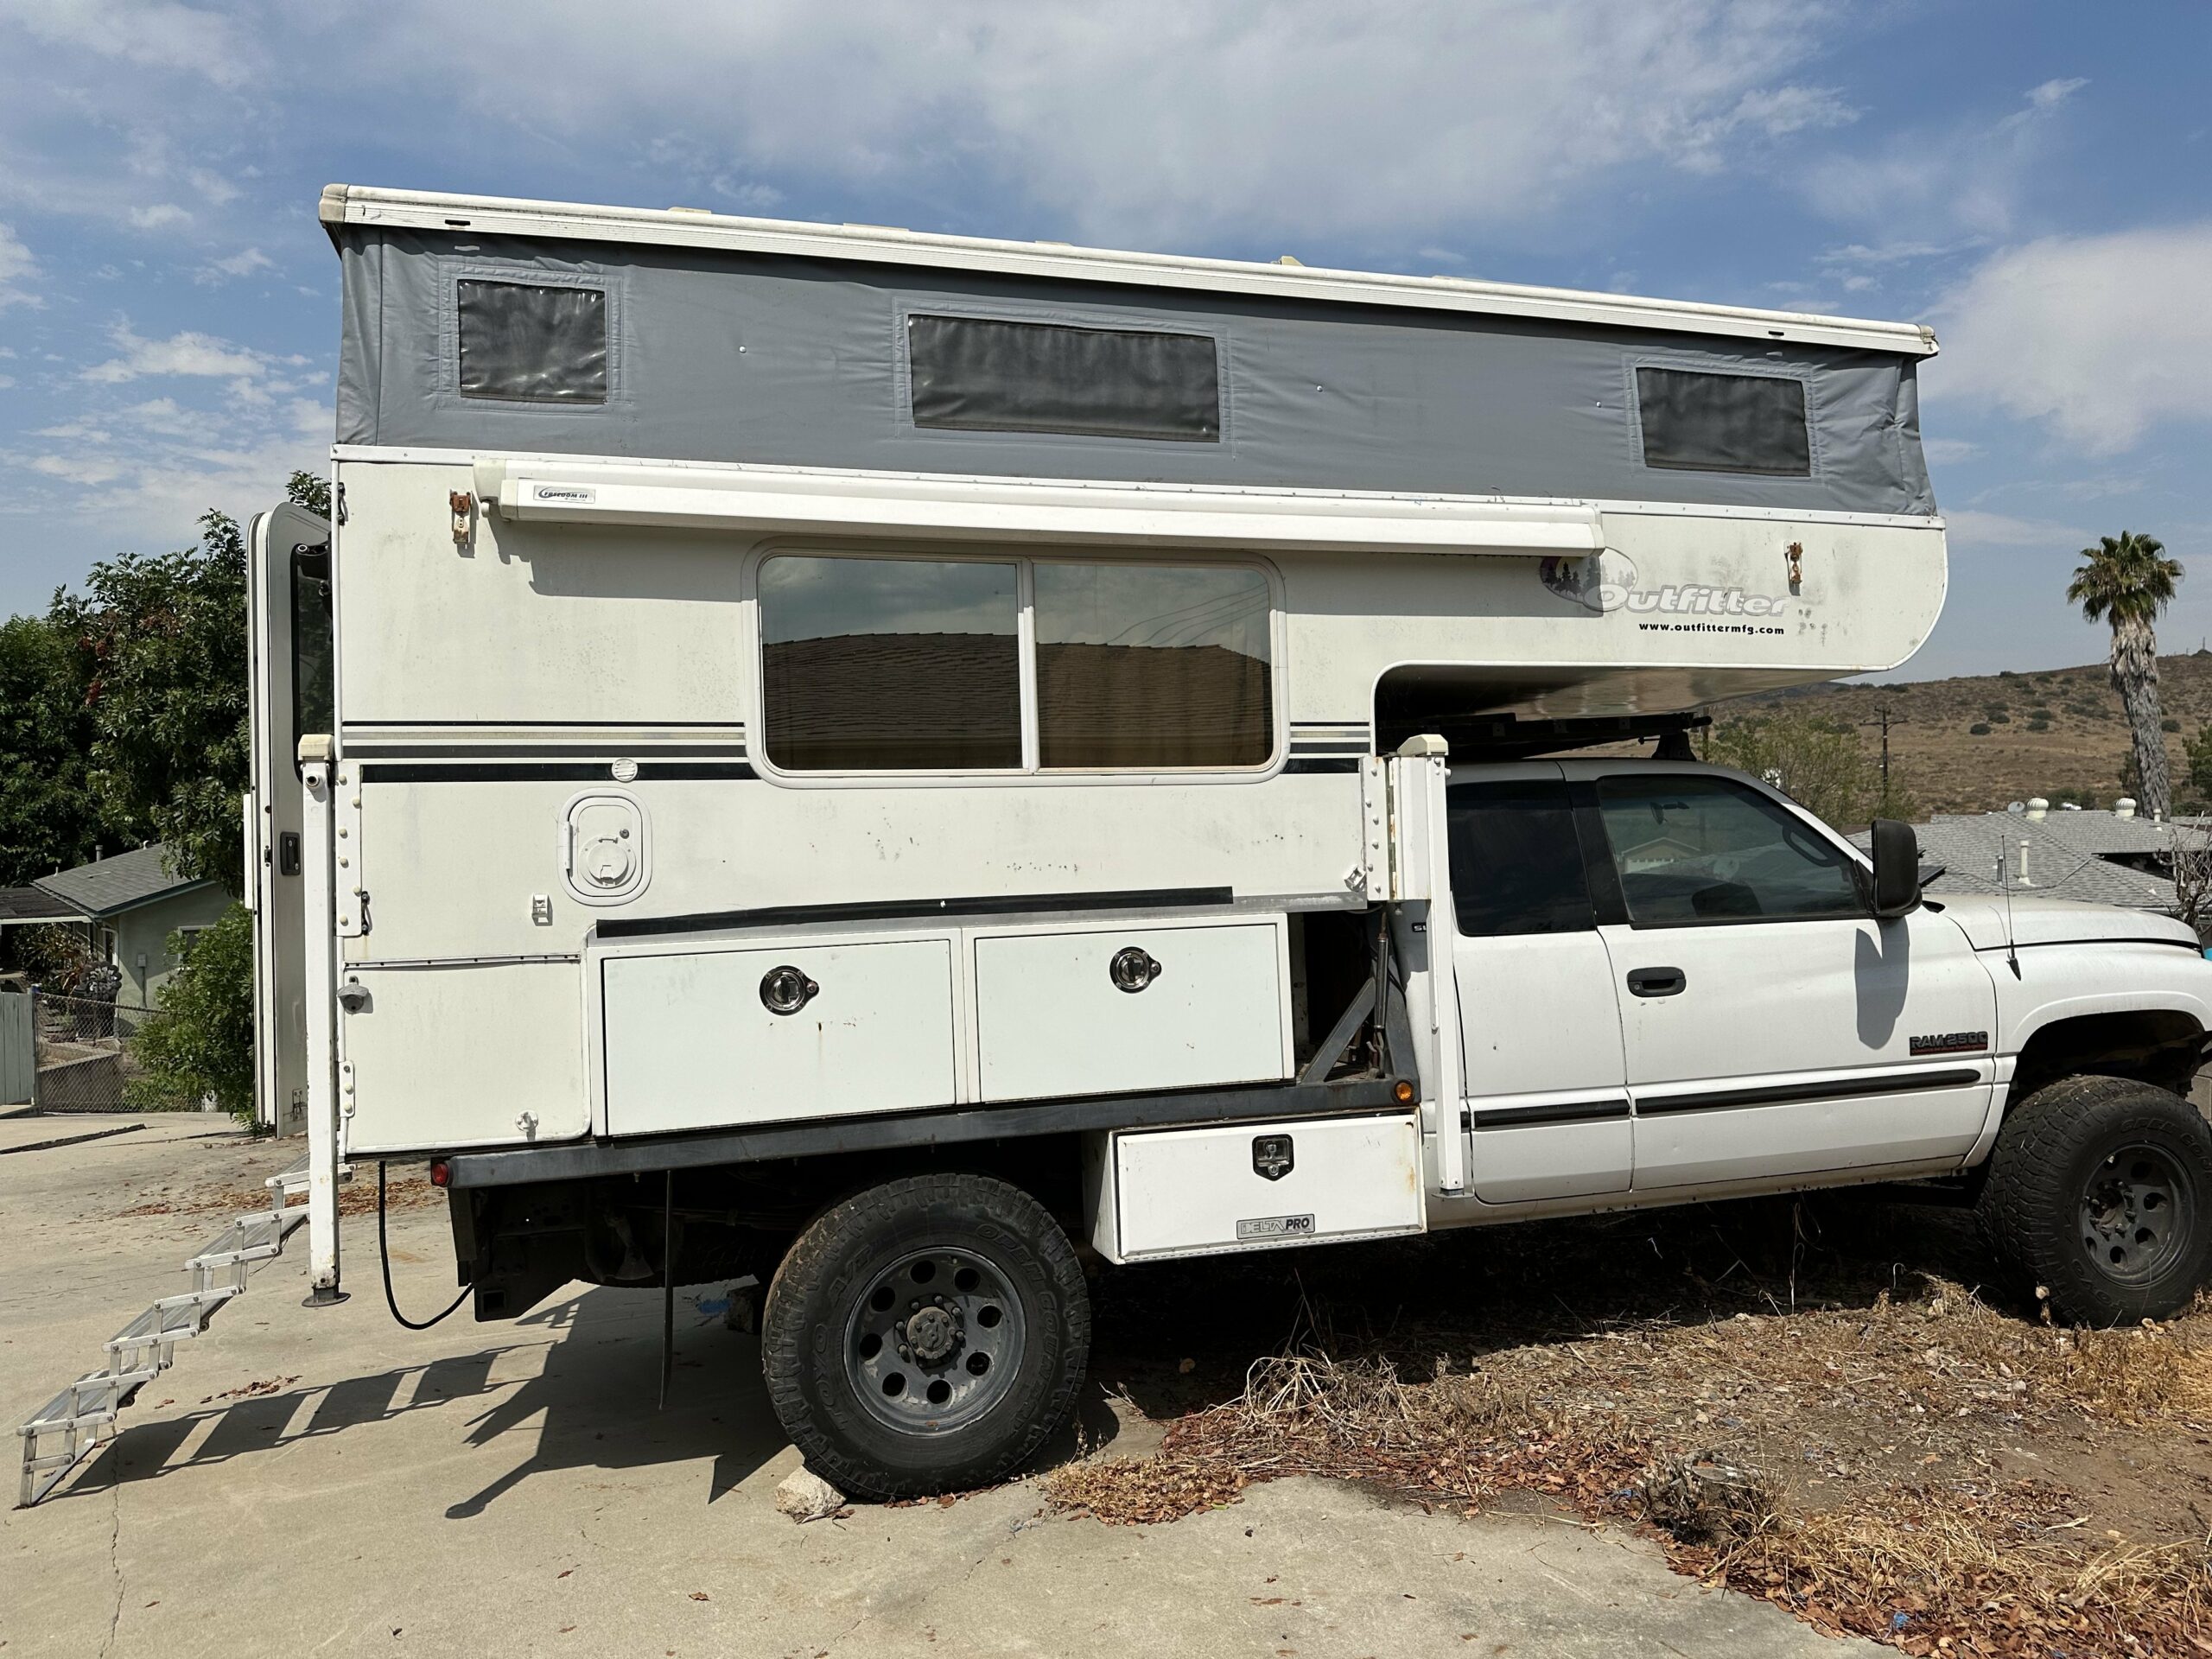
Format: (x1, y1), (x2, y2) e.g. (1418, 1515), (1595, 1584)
(61, 1282), (789, 1515)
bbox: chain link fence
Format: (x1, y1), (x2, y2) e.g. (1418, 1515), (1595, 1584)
(19, 987), (154, 1113)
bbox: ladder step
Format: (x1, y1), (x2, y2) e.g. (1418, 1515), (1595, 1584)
(188, 1208), (308, 1273)
(18, 1366), (161, 1440)
(105, 1288), (240, 1359)
(266, 1157), (353, 1204)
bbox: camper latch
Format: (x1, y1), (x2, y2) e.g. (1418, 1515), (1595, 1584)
(449, 491), (474, 548)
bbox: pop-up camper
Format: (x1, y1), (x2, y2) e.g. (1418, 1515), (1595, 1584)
(23, 188), (2212, 1508)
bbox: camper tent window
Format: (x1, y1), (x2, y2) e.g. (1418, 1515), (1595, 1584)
(907, 315), (1221, 442)
(1635, 367), (1811, 477)
(456, 280), (608, 404)
(757, 553), (1276, 774)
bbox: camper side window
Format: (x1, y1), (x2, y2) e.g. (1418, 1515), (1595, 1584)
(1635, 367), (1811, 477)
(759, 556), (1022, 772)
(456, 280), (608, 404)
(756, 553), (1276, 775)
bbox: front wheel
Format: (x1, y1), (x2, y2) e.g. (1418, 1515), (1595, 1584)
(1977, 1073), (2212, 1324)
(760, 1172), (1090, 1499)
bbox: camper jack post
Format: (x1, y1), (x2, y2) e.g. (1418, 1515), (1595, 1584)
(1386, 738), (1468, 1195)
(298, 740), (345, 1307)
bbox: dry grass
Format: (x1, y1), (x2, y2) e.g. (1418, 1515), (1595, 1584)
(1051, 1235), (2212, 1657)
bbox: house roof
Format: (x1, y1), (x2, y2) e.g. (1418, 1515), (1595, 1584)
(31, 844), (216, 920)
(0, 886), (77, 925)
(1851, 813), (2192, 912)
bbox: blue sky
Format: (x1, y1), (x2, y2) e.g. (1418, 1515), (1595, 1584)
(0, 0), (2206, 679)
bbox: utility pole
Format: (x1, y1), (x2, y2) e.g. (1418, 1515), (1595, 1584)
(1860, 704), (1908, 807)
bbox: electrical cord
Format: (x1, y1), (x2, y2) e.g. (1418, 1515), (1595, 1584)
(378, 1160), (472, 1330)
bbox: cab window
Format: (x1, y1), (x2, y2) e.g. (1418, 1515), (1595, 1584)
(1446, 779), (1596, 937)
(1594, 775), (1864, 925)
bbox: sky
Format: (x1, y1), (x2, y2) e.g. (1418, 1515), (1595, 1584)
(0, 0), (2206, 680)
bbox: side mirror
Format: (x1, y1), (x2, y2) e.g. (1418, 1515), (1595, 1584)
(1869, 818), (1922, 918)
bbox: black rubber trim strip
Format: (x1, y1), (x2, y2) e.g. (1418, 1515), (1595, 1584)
(595, 885), (1237, 940)
(1469, 1096), (1631, 1129)
(343, 745), (750, 760)
(1567, 781), (1630, 928)
(359, 761), (758, 783)
(441, 1077), (1408, 1188)
(1283, 758), (1363, 774)
(1633, 1066), (1984, 1118)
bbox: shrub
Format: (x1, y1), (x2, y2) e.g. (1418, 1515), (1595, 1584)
(1968, 722), (1992, 736)
(2026, 716), (2053, 733)
(1987, 710), (2012, 724)
(125, 902), (254, 1124)
(2163, 716), (2182, 733)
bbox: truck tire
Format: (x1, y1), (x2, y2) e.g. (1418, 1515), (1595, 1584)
(760, 1172), (1090, 1500)
(1977, 1073), (2212, 1325)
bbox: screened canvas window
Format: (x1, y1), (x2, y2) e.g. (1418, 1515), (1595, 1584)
(907, 315), (1220, 442)
(456, 279), (608, 404)
(757, 554), (1274, 773)
(1635, 367), (1810, 476)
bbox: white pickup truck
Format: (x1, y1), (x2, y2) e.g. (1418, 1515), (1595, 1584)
(713, 753), (2212, 1497)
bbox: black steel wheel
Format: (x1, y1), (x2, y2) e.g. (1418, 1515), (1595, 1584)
(762, 1172), (1089, 1499)
(1979, 1073), (2212, 1325)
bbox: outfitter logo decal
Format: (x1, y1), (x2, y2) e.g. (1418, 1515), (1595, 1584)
(1537, 549), (1795, 624)
(1910, 1031), (1990, 1056)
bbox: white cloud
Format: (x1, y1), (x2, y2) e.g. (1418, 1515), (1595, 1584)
(0, 219), (36, 308)
(196, 246), (274, 283)
(336, 0), (1849, 245)
(125, 203), (190, 230)
(1935, 225), (2212, 454)
(1943, 509), (2087, 549)
(1922, 438), (1982, 466)
(4, 0), (258, 89)
(81, 324), (270, 384)
(1804, 78), (2086, 250)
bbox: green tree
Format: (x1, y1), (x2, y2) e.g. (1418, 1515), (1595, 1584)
(2068, 531), (2183, 818)
(124, 904), (255, 1122)
(35, 470), (327, 896)
(0, 613), (108, 885)
(1707, 710), (1883, 828)
(50, 510), (251, 891)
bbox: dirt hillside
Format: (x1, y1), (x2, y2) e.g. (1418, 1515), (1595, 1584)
(1725, 652), (2212, 816)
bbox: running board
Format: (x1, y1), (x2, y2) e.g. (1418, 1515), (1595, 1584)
(14, 1156), (351, 1507)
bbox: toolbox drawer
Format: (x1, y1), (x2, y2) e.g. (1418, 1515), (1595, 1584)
(974, 917), (1291, 1102)
(599, 936), (957, 1135)
(1092, 1111), (1423, 1262)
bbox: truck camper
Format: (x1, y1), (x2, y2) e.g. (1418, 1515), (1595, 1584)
(21, 188), (2212, 1507)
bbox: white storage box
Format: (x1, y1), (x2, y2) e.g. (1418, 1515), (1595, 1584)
(1090, 1111), (1423, 1262)
(973, 916), (1291, 1103)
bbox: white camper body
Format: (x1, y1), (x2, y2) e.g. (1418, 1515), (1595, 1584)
(227, 188), (2212, 1500)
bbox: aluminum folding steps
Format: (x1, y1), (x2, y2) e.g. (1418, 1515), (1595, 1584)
(15, 1156), (349, 1507)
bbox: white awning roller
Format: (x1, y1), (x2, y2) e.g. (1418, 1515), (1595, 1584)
(474, 457), (1607, 556)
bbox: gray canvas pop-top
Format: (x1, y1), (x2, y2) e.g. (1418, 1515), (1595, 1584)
(324, 187), (1937, 518)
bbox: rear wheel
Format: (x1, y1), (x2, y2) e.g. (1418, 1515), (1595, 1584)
(1977, 1073), (2212, 1324)
(760, 1172), (1090, 1499)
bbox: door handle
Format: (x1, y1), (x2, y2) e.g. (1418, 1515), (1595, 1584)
(1627, 967), (1686, 998)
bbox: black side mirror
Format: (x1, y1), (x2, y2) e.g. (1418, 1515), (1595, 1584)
(1869, 818), (1921, 918)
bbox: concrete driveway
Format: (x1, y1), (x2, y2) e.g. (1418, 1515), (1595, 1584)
(0, 1118), (1868, 1657)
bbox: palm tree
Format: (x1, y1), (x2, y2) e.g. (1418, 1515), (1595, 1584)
(2068, 531), (2184, 818)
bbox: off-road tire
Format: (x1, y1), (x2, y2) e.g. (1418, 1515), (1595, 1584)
(1977, 1073), (2212, 1325)
(760, 1172), (1090, 1500)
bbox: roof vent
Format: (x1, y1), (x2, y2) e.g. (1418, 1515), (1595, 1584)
(2115, 797), (2138, 820)
(2024, 797), (2049, 821)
